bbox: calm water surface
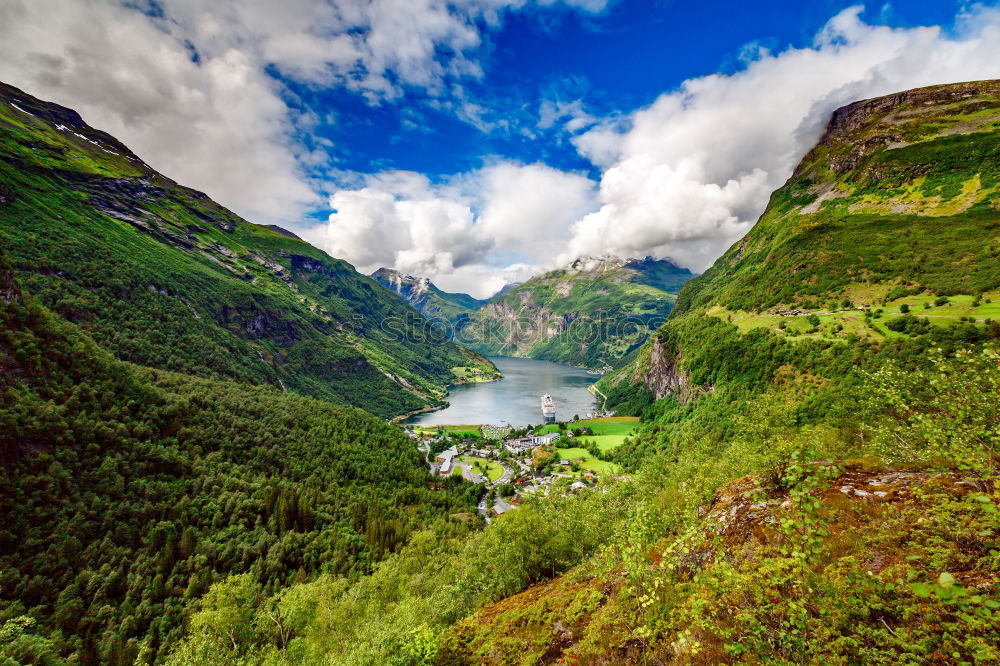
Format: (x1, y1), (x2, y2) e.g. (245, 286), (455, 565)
(408, 357), (598, 427)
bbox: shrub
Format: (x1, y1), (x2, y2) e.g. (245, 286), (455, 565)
(863, 347), (1000, 475)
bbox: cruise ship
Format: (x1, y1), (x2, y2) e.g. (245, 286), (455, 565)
(541, 394), (556, 423)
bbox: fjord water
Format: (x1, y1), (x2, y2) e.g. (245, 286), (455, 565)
(408, 356), (598, 426)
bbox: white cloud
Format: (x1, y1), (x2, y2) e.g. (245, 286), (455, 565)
(0, 0), (610, 225)
(0, 0), (317, 224)
(563, 4), (1000, 271)
(308, 4), (1000, 296)
(304, 162), (598, 298)
(1, 1), (997, 291)
(537, 99), (597, 133)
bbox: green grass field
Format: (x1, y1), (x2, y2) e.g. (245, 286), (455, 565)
(458, 456), (504, 482)
(580, 434), (628, 453)
(554, 447), (621, 475)
(707, 290), (999, 343)
(415, 425), (483, 438)
(535, 416), (640, 436)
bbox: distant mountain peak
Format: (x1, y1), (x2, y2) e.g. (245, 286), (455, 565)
(564, 254), (686, 274)
(370, 267), (484, 318)
(491, 281), (522, 299)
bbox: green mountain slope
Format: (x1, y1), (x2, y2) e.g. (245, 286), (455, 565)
(0, 82), (497, 419)
(599, 80), (1000, 417)
(460, 256), (694, 370)
(0, 256), (479, 663)
(370, 267), (486, 324)
(156, 82), (1000, 666)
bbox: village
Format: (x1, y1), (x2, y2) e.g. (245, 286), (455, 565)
(405, 416), (638, 522)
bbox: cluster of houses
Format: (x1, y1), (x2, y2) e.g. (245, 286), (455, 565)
(409, 425), (610, 521)
(504, 431), (560, 454)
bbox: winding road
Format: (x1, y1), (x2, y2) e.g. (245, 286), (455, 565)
(415, 438), (517, 525)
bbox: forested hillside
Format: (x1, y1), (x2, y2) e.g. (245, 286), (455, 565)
(151, 81), (999, 665)
(0, 255), (479, 663)
(0, 83), (498, 419)
(3, 77), (999, 666)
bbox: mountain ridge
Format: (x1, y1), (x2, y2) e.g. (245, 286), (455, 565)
(601, 79), (1000, 413)
(0, 81), (499, 418)
(459, 254), (695, 369)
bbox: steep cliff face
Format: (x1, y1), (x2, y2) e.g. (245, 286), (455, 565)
(602, 80), (1000, 411)
(461, 256), (694, 370)
(0, 82), (498, 418)
(639, 336), (703, 402)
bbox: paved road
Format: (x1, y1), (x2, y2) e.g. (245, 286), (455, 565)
(475, 459), (518, 524)
(415, 441), (432, 472)
(494, 460), (515, 486)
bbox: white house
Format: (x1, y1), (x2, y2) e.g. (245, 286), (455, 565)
(504, 438), (535, 454)
(437, 446), (458, 475)
(531, 432), (561, 445)
(435, 445), (458, 463)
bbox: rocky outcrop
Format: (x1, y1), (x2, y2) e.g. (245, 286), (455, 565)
(214, 305), (299, 345)
(189, 207), (234, 233)
(799, 80), (1000, 177)
(688, 463), (989, 573)
(638, 336), (710, 403)
(290, 253), (337, 277)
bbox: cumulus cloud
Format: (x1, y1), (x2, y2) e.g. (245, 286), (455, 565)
(304, 162), (598, 297)
(563, 4), (1000, 270)
(2, 1), (998, 290)
(0, 0), (610, 225)
(0, 0), (317, 224)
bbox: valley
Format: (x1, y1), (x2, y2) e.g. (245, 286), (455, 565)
(406, 356), (599, 427)
(1, 57), (998, 666)
(375, 257), (695, 371)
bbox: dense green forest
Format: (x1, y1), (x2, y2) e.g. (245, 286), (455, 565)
(0, 257), (479, 663)
(0, 82), (498, 420)
(159, 346), (998, 664)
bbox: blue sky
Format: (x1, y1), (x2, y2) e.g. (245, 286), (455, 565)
(1, 0), (998, 296)
(290, 0), (969, 187)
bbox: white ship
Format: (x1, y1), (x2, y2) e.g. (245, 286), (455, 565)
(541, 394), (556, 423)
